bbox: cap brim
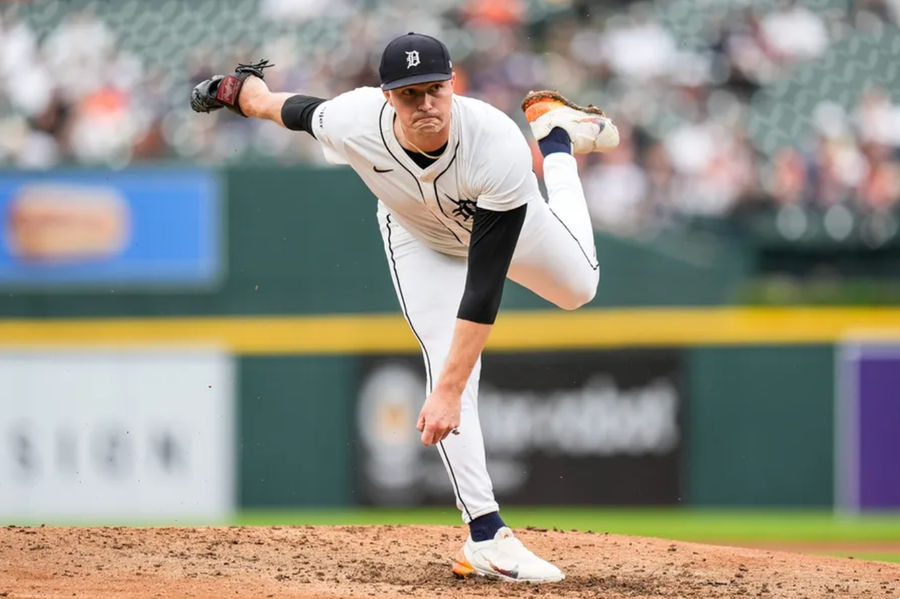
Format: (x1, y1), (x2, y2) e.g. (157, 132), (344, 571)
(381, 72), (452, 91)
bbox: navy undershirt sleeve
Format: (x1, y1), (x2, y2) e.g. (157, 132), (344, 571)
(457, 204), (527, 325)
(281, 95), (326, 136)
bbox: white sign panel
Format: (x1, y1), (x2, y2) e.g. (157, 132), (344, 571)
(0, 349), (234, 521)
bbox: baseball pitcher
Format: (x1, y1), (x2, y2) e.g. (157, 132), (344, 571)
(191, 32), (618, 583)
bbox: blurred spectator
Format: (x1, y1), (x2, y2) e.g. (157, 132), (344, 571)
(601, 12), (678, 82)
(759, 2), (828, 63)
(767, 147), (810, 206)
(460, 0), (526, 26)
(855, 88), (900, 147)
(859, 142), (900, 212)
(583, 124), (650, 234)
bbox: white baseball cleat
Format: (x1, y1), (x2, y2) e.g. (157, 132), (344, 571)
(522, 89), (619, 154)
(451, 527), (565, 583)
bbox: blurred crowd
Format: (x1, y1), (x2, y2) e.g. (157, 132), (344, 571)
(1, 0), (899, 238)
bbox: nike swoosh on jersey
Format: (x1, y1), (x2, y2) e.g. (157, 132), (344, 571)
(373, 166), (394, 173)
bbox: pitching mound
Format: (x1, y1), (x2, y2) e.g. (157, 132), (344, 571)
(2, 525), (898, 598)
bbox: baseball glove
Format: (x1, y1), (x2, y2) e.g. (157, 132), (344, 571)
(190, 59), (274, 117)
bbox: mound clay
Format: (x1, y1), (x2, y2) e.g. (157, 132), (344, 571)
(1, 524), (898, 598)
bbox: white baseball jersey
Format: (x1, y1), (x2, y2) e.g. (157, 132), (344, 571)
(311, 87), (542, 257)
(309, 85), (601, 525)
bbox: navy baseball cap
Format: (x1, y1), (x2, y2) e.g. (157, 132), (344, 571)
(379, 32), (452, 90)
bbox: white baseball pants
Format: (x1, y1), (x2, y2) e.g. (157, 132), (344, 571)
(377, 153), (599, 522)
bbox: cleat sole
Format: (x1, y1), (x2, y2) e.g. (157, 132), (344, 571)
(521, 90), (605, 117)
(452, 548), (476, 578)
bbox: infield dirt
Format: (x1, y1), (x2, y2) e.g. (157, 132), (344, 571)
(1, 524), (898, 598)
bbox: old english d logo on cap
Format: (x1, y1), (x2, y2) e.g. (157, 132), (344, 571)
(379, 32), (452, 90)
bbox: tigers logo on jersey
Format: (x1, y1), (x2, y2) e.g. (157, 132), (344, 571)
(405, 51), (420, 69)
(449, 196), (477, 222)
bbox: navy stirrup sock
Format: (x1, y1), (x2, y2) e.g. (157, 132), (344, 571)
(538, 127), (572, 157)
(469, 511), (506, 542)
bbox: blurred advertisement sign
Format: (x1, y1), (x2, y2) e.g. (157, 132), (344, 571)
(0, 170), (221, 288)
(5, 184), (129, 262)
(356, 350), (684, 506)
(837, 342), (900, 512)
(0, 350), (235, 521)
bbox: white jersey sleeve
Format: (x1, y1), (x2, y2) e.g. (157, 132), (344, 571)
(471, 111), (536, 212)
(312, 87), (385, 165)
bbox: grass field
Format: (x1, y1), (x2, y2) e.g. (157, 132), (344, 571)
(236, 507), (900, 563)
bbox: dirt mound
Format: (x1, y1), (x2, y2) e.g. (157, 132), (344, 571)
(1, 524), (897, 599)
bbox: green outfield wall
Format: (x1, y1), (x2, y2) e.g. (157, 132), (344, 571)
(1, 166), (894, 510)
(239, 356), (357, 507)
(0, 166), (747, 318)
(687, 346), (835, 506)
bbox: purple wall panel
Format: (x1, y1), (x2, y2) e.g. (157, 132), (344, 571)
(838, 345), (900, 512)
(858, 357), (900, 509)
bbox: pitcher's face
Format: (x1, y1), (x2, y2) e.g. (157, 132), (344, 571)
(384, 75), (455, 137)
